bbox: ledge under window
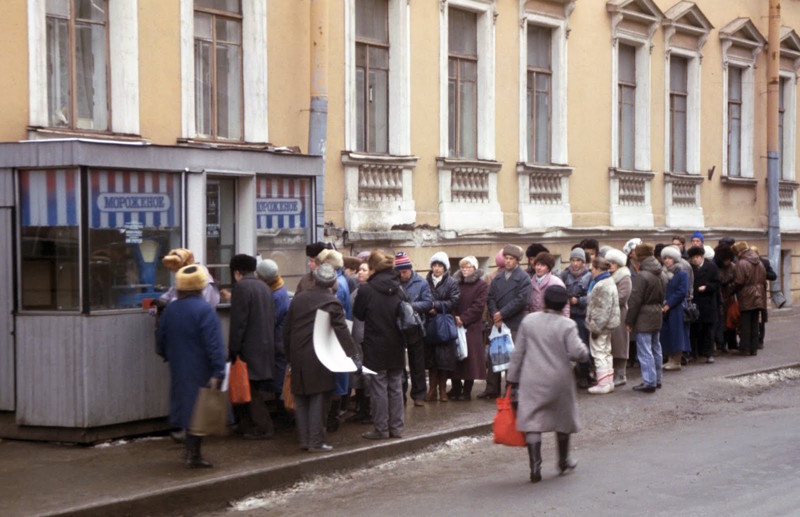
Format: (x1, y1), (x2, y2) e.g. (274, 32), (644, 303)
(608, 167), (655, 180)
(664, 171), (704, 184)
(27, 126), (146, 143)
(516, 162), (573, 177)
(720, 175), (758, 186)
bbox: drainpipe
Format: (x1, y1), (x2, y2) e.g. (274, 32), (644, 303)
(309, 0), (329, 242)
(767, 0), (786, 307)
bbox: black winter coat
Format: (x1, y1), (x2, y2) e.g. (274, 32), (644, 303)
(353, 269), (406, 371)
(228, 275), (276, 381)
(626, 256), (666, 333)
(487, 266), (532, 333)
(692, 259), (720, 323)
(426, 271), (460, 315)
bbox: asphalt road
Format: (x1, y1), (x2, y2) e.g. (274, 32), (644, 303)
(206, 380), (800, 517)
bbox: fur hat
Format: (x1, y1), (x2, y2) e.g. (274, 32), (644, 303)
(731, 241), (750, 256)
(719, 236), (736, 248)
(704, 245), (715, 261)
(429, 251), (450, 268)
(622, 238), (642, 256)
(318, 249), (344, 269)
(312, 263), (337, 287)
(357, 250), (371, 262)
(394, 251), (413, 270)
(343, 256), (363, 272)
(691, 231), (704, 243)
(162, 248), (195, 272)
(569, 248), (586, 262)
(533, 252), (555, 271)
(687, 246), (706, 259)
(544, 285), (569, 311)
(661, 245), (682, 263)
(714, 245), (735, 266)
(605, 248), (627, 267)
(459, 256), (479, 270)
(502, 244), (522, 260)
(175, 264), (207, 291)
(634, 243), (654, 260)
(598, 245), (611, 258)
(592, 256), (611, 271)
(256, 258), (279, 282)
(306, 242), (328, 258)
(230, 254), (257, 274)
(495, 249), (506, 268)
(369, 250), (395, 273)
(526, 243), (549, 259)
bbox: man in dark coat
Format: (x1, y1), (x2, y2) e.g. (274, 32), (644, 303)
(156, 265), (225, 468)
(754, 247), (778, 349)
(396, 251), (433, 406)
(731, 241), (767, 356)
(295, 242), (330, 294)
(688, 246), (720, 363)
(283, 263), (358, 452)
(478, 244), (532, 399)
(626, 244), (666, 393)
(353, 250), (406, 440)
(229, 254), (276, 439)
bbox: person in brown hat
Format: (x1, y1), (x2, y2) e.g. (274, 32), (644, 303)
(731, 241), (767, 356)
(159, 248), (220, 307)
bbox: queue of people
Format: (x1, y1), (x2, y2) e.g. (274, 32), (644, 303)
(153, 232), (775, 470)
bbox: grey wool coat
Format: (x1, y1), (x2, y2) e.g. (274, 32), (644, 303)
(506, 311), (590, 433)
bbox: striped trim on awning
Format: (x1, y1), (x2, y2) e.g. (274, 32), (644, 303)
(19, 169), (80, 227)
(256, 176), (310, 230)
(90, 170), (181, 229)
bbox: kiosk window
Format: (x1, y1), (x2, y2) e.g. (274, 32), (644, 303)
(206, 177), (236, 291)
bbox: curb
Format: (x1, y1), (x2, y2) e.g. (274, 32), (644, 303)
(51, 421), (493, 517)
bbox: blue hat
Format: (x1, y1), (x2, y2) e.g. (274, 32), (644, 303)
(691, 231), (704, 243)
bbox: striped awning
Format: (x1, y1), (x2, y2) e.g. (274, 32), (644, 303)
(256, 176), (311, 230)
(19, 169), (80, 227)
(89, 170), (181, 229)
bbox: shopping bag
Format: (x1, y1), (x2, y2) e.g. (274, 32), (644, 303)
(493, 387), (526, 447)
(189, 386), (228, 437)
(456, 326), (469, 361)
(228, 359), (251, 405)
(282, 367), (295, 412)
(726, 298), (740, 330)
(424, 310), (459, 345)
(488, 323), (514, 372)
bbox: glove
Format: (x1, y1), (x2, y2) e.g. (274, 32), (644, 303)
(208, 377), (221, 390)
(510, 385), (519, 411)
(228, 351), (239, 364)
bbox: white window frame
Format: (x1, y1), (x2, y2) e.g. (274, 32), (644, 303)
(611, 36), (651, 172)
(27, 0), (140, 135)
(439, 0), (496, 161)
(664, 50), (701, 175)
(779, 72), (796, 182)
(179, 0), (268, 143)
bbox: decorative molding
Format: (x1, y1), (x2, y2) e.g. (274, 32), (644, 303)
(720, 175), (758, 187)
(436, 157), (503, 231)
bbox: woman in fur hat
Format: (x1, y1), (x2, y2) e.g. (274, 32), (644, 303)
(424, 251), (460, 402)
(159, 248), (220, 307)
(660, 246), (690, 371)
(450, 256), (489, 401)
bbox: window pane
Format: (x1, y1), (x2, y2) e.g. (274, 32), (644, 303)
(194, 12), (212, 40)
(18, 170), (80, 311)
(459, 73), (477, 159)
(74, 22), (108, 130)
(216, 43), (242, 139)
(526, 72), (534, 163)
(620, 85), (635, 170)
(75, 0), (106, 22)
(216, 17), (241, 44)
(356, 0), (388, 43)
(46, 0), (70, 17)
(728, 104), (741, 176)
(448, 74), (457, 157)
(448, 8), (477, 57)
(619, 44), (636, 84)
(195, 0), (241, 13)
(369, 65), (389, 153)
(88, 170), (182, 310)
(46, 16), (70, 127)
(194, 39), (212, 137)
(206, 178), (236, 291)
(356, 62), (366, 152)
(534, 74), (550, 165)
(256, 176), (314, 290)
(670, 56), (687, 94)
(729, 67), (742, 101)
(527, 25), (550, 70)
(671, 95), (687, 172)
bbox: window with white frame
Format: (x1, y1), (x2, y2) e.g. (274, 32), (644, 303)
(355, 0), (389, 154)
(727, 66), (743, 177)
(448, 8), (478, 160)
(618, 43), (636, 171)
(527, 25), (551, 165)
(669, 56), (688, 173)
(779, 77), (787, 177)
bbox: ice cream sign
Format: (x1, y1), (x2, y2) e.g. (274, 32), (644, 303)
(256, 198), (302, 216)
(97, 193), (171, 212)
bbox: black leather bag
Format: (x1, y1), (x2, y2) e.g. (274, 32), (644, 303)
(396, 288), (425, 338)
(683, 301), (700, 323)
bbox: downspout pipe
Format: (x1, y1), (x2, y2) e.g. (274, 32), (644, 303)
(309, 0), (329, 242)
(767, 0), (786, 307)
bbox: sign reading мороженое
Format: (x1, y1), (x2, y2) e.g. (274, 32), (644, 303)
(97, 193), (172, 212)
(256, 198), (303, 216)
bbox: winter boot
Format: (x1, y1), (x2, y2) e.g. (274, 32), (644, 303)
(185, 438), (213, 469)
(425, 370), (438, 402)
(663, 353), (682, 371)
(461, 380), (474, 401)
(527, 442), (542, 483)
(447, 378), (462, 399)
(613, 358), (627, 387)
(438, 376), (449, 402)
(588, 368), (614, 394)
(557, 433), (577, 475)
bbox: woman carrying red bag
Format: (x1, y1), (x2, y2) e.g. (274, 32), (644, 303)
(506, 285), (589, 483)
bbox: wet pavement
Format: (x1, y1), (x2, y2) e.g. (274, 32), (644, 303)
(1, 307), (798, 516)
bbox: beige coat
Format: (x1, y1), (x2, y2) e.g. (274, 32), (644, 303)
(506, 311), (589, 434)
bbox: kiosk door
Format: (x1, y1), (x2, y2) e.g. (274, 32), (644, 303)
(0, 208), (13, 410)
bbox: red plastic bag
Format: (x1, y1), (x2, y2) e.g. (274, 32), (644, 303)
(493, 387), (526, 447)
(726, 298), (740, 330)
(228, 359), (251, 404)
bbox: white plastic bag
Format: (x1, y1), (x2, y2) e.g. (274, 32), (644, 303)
(488, 323), (514, 372)
(456, 326), (469, 361)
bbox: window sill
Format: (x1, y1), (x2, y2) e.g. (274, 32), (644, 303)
(27, 126), (146, 142)
(177, 138), (292, 152)
(664, 171), (704, 184)
(720, 175), (758, 186)
(779, 179), (800, 190)
(436, 157), (502, 173)
(341, 151), (419, 168)
(516, 162), (573, 177)
(608, 167), (655, 179)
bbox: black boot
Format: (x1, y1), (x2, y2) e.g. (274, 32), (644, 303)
(557, 433), (577, 475)
(527, 442), (542, 483)
(448, 379), (463, 400)
(185, 438), (213, 469)
(461, 380), (474, 401)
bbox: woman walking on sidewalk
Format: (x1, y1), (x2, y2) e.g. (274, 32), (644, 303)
(507, 286), (589, 483)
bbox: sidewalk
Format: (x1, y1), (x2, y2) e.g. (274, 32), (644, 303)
(1, 306), (797, 517)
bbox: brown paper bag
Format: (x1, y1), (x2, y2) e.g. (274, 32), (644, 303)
(189, 387), (228, 437)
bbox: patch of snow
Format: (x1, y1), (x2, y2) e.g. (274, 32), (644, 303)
(729, 368), (800, 388)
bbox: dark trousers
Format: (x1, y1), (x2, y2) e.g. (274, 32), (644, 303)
(690, 321), (715, 358)
(234, 380), (274, 436)
(739, 309), (760, 355)
(294, 392), (329, 448)
(406, 333), (427, 401)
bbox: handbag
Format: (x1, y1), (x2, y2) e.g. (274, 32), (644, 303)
(228, 359), (251, 405)
(683, 300), (700, 324)
(726, 298), (740, 329)
(488, 323), (514, 372)
(282, 367), (295, 412)
(456, 326), (469, 361)
(189, 385), (228, 437)
(396, 287), (426, 339)
(424, 307), (458, 345)
(493, 387), (526, 447)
